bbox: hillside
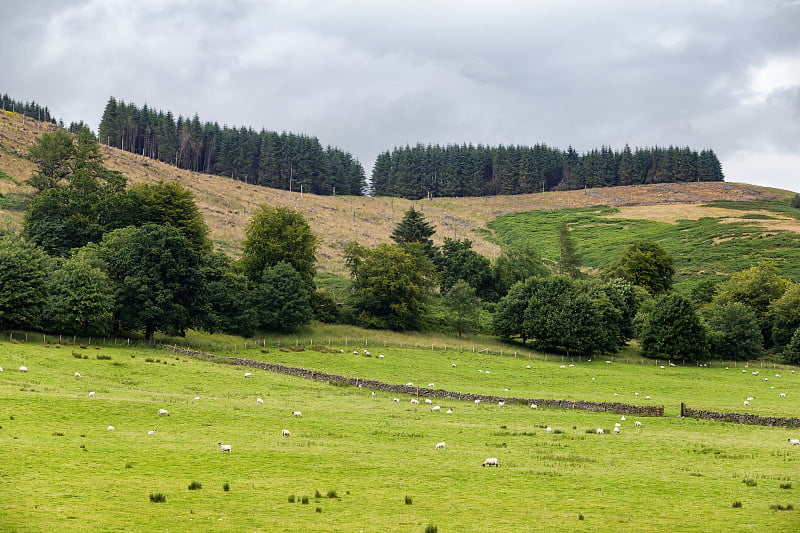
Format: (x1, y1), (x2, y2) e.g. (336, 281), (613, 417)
(1, 110), (797, 276)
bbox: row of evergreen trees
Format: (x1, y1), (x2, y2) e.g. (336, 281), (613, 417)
(97, 97), (367, 196)
(1, 94), (58, 125)
(371, 144), (724, 199)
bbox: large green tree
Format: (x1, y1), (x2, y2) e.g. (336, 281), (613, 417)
(440, 238), (497, 300)
(390, 207), (439, 262)
(197, 251), (253, 335)
(345, 242), (437, 330)
(45, 251), (115, 336)
(249, 262), (313, 332)
(767, 283), (800, 349)
(98, 224), (202, 340)
(607, 241), (674, 295)
(783, 327), (800, 365)
(706, 302), (763, 361)
(0, 234), (49, 331)
(493, 242), (549, 295)
(240, 206), (317, 291)
(557, 222), (582, 278)
(26, 129), (75, 190)
(640, 293), (708, 361)
(443, 280), (482, 338)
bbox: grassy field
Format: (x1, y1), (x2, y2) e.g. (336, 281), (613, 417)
(1, 338), (798, 532)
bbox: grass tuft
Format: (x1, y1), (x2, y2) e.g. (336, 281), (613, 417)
(288, 494), (295, 503)
(779, 483), (792, 489)
(327, 489), (338, 498)
(732, 501), (742, 508)
(223, 482), (230, 492)
(742, 478), (757, 487)
(301, 496), (309, 504)
(769, 504), (793, 511)
(188, 481), (202, 490)
(424, 525), (438, 533)
(149, 493), (166, 503)
(405, 495), (413, 505)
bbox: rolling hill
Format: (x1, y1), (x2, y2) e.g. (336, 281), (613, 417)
(1, 110), (797, 277)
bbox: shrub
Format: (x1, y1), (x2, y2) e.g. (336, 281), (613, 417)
(288, 495), (296, 503)
(125, 462), (133, 469)
(223, 483), (230, 492)
(315, 507), (322, 513)
(405, 495), (413, 505)
(188, 481), (202, 490)
(327, 489), (338, 498)
(743, 479), (757, 487)
(769, 504), (793, 511)
(301, 496), (309, 504)
(780, 483), (792, 489)
(315, 490), (322, 499)
(424, 525), (438, 533)
(149, 493), (166, 503)
(732, 501), (742, 508)
(578, 513), (585, 520)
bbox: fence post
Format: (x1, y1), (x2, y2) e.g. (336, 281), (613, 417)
(680, 402), (686, 417)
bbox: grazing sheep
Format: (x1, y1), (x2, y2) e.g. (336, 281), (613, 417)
(525, 365), (531, 369)
(256, 398), (264, 404)
(789, 439), (800, 446)
(474, 399), (481, 404)
(218, 443), (232, 452)
(339, 349), (344, 353)
(406, 382), (414, 386)
(477, 369), (483, 373)
(393, 398), (400, 402)
(282, 429), (290, 437)
(482, 457), (499, 467)
(546, 426), (552, 433)
(559, 365), (566, 369)
(292, 411), (302, 417)
(530, 404), (538, 409)
(148, 430), (157, 435)
(634, 421), (643, 428)
(410, 399), (419, 404)
(744, 400), (750, 406)
(747, 397), (754, 401)
(363, 350), (370, 356)
(425, 398), (433, 404)
(88, 391), (96, 398)
(613, 426), (620, 434)
(18, 366), (27, 372)
(615, 422), (621, 427)
(446, 409), (453, 414)
(645, 396), (651, 400)
(353, 351), (359, 355)
(596, 428), (605, 434)
(193, 396), (201, 400)
(452, 363), (457, 367)
(428, 383), (435, 387)
(431, 406), (441, 412)
(158, 409), (170, 416)
(434, 442), (446, 450)
(107, 425), (114, 430)
(620, 415), (626, 421)
(780, 393), (787, 398)
(244, 372), (253, 378)
(775, 374), (781, 378)
(660, 366), (665, 370)
(0, 367), (3, 372)
(74, 372), (82, 378)
(498, 401), (505, 407)
(485, 371), (490, 374)
(378, 354), (385, 359)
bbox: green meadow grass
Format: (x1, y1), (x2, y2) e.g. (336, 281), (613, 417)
(487, 202), (800, 291)
(0, 340), (798, 532)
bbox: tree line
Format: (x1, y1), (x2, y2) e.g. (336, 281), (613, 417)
(371, 144), (724, 199)
(97, 97), (367, 196)
(1, 93), (58, 125)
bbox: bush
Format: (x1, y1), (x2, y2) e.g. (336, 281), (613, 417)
(288, 494), (296, 503)
(188, 481), (202, 490)
(424, 525), (438, 533)
(327, 489), (338, 498)
(780, 483), (792, 489)
(405, 495), (413, 505)
(149, 493), (166, 503)
(223, 482), (230, 492)
(732, 501), (742, 508)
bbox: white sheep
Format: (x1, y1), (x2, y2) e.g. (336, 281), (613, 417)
(74, 372), (82, 378)
(546, 426), (552, 433)
(410, 399), (419, 404)
(498, 401), (505, 407)
(596, 428), (605, 434)
(525, 365), (531, 369)
(645, 396), (651, 400)
(789, 439), (800, 446)
(218, 443), (232, 452)
(378, 354), (385, 359)
(482, 457), (499, 467)
(775, 374), (781, 378)
(406, 382), (414, 386)
(615, 422), (621, 427)
(634, 421), (643, 428)
(744, 400), (750, 406)
(431, 406), (441, 412)
(779, 393), (786, 398)
(530, 404), (538, 409)
(88, 391), (96, 398)
(474, 399), (481, 404)
(434, 442), (446, 450)
(18, 366), (27, 372)
(559, 365), (566, 369)
(452, 363), (456, 367)
(158, 409), (170, 416)
(282, 429), (291, 437)
(393, 398), (400, 402)
(244, 372), (252, 378)
(107, 425), (114, 430)
(148, 430), (157, 435)
(292, 411), (302, 417)
(425, 398), (432, 404)
(428, 383), (435, 388)
(620, 415), (626, 421)
(446, 409), (453, 414)
(613, 426), (620, 434)
(353, 351), (359, 355)
(256, 398), (264, 404)
(747, 397), (754, 401)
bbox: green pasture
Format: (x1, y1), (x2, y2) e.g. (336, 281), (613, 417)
(487, 201), (800, 290)
(0, 340), (798, 532)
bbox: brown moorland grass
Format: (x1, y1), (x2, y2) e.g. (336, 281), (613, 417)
(1, 111), (795, 274)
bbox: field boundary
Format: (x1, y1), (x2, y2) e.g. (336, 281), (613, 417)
(680, 403), (800, 427)
(166, 344), (665, 417)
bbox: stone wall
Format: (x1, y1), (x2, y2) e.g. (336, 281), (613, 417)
(681, 403), (800, 427)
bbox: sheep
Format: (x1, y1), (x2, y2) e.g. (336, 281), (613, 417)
(559, 365), (566, 369)
(546, 426), (552, 433)
(406, 382), (414, 386)
(107, 425), (114, 430)
(148, 430), (157, 435)
(193, 396), (201, 400)
(428, 383), (435, 388)
(378, 354), (385, 359)
(18, 366), (27, 372)
(452, 363), (457, 367)
(410, 399), (419, 404)
(634, 421), (643, 428)
(425, 398), (433, 404)
(74, 372), (82, 378)
(218, 443), (232, 452)
(645, 396), (651, 400)
(88, 391), (96, 398)
(620, 415), (626, 421)
(659, 366), (665, 370)
(256, 398), (264, 404)
(596, 428), (605, 434)
(339, 349), (344, 353)
(789, 439), (800, 446)
(779, 393), (787, 398)
(353, 351), (359, 355)
(244, 372), (253, 378)
(446, 409), (453, 414)
(431, 406), (441, 412)
(615, 422), (621, 427)
(525, 365), (531, 369)
(282, 429), (291, 437)
(158, 409), (170, 416)
(292, 411), (302, 417)
(474, 399), (481, 404)
(613, 426), (620, 434)
(744, 400), (750, 406)
(363, 350), (370, 356)
(482, 457), (499, 467)
(393, 398), (400, 402)
(747, 397), (755, 401)
(775, 374), (781, 378)
(434, 442), (446, 450)
(498, 401), (505, 407)
(530, 404), (538, 409)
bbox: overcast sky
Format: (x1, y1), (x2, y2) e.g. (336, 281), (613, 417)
(3, 0), (799, 191)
